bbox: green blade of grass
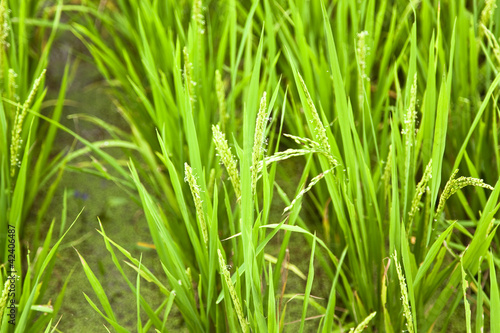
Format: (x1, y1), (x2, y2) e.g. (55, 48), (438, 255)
(490, 252), (500, 333)
(299, 233), (317, 333)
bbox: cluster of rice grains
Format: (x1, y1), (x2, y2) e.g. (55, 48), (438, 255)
(436, 169), (494, 218)
(9, 70), (46, 177)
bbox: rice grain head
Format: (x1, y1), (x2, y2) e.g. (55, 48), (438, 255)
(356, 30), (369, 110)
(183, 47), (196, 101)
(251, 92), (268, 194)
(480, 0), (497, 34)
(215, 70), (227, 130)
(212, 124), (241, 199)
(184, 163), (208, 246)
(297, 72), (337, 167)
(481, 25), (500, 66)
(258, 148), (324, 175)
(191, 0), (205, 34)
(382, 144), (393, 199)
(402, 73), (417, 147)
(10, 69), (46, 177)
(435, 169), (494, 218)
(0, 0), (8, 45)
(407, 159), (432, 233)
(0, 279), (11, 320)
(217, 249), (248, 333)
(0, 0), (10, 76)
(392, 251), (415, 333)
(8, 69), (17, 100)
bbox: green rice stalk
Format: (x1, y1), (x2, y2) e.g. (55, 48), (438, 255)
(207, 167), (215, 198)
(283, 133), (322, 150)
(10, 69), (46, 177)
(435, 169), (494, 218)
(284, 168), (334, 214)
(251, 91), (268, 194)
(460, 261), (472, 333)
(184, 162), (208, 246)
(489, 252), (500, 332)
(383, 144), (393, 199)
(392, 251), (414, 333)
(257, 148), (325, 175)
(212, 124), (241, 199)
(253, 133), (336, 172)
(475, 258), (484, 333)
(217, 249), (248, 333)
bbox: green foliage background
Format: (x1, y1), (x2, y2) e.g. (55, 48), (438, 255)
(1, 0), (500, 332)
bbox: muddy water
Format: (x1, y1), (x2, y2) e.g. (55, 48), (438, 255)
(24, 33), (170, 331)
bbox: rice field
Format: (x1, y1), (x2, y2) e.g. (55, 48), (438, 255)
(1, 0), (500, 332)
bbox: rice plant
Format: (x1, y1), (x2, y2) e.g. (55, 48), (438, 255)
(2, 0), (499, 332)
(0, 0), (87, 331)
